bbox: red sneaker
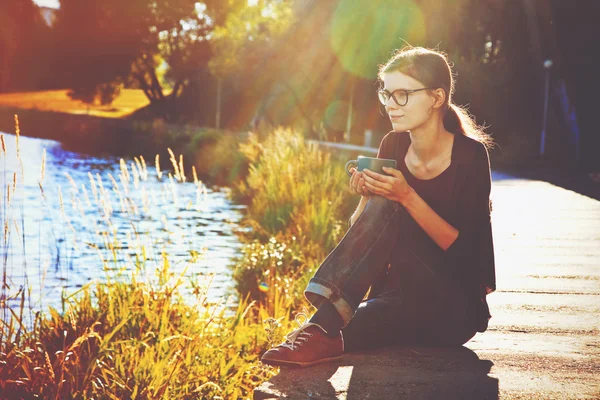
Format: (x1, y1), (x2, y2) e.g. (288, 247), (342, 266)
(261, 321), (343, 367)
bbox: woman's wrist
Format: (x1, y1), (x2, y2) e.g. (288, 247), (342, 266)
(398, 185), (415, 207)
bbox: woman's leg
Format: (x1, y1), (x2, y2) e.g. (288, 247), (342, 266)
(262, 196), (406, 367)
(342, 214), (478, 352)
(304, 195), (408, 327)
(341, 265), (477, 353)
(262, 195), (475, 367)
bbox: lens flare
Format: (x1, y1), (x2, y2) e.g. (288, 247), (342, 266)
(259, 282), (269, 292)
(330, 0), (426, 79)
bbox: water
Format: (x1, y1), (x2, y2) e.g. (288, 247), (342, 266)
(0, 133), (246, 313)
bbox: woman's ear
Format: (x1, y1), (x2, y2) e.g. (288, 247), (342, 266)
(432, 88), (446, 109)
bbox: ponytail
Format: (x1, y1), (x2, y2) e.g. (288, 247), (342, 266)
(444, 103), (494, 149)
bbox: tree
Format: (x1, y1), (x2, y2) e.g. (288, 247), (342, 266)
(53, 0), (211, 114)
(206, 0), (294, 128)
(0, 0), (52, 92)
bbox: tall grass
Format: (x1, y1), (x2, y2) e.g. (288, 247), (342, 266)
(230, 128), (356, 316)
(1, 260), (279, 399)
(234, 128), (352, 253)
(1, 121), (358, 398)
(0, 116), (288, 399)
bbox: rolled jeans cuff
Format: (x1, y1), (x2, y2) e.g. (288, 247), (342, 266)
(305, 278), (356, 327)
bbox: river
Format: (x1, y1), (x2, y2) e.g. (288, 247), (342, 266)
(0, 132), (245, 314)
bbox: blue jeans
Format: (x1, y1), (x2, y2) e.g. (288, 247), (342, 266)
(304, 196), (477, 352)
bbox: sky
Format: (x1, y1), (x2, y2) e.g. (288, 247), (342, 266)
(32, 0), (60, 8)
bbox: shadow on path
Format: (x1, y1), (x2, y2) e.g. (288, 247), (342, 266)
(255, 346), (498, 399)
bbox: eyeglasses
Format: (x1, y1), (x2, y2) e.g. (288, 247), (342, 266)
(377, 87), (434, 106)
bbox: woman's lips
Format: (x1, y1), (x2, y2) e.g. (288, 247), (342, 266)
(389, 115), (404, 121)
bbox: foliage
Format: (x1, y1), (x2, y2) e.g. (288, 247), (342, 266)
(2, 0), (550, 155)
(230, 128), (357, 314)
(208, 0), (294, 79)
(128, 119), (251, 185)
(0, 120), (359, 398)
(0, 0), (53, 92)
(53, 0), (211, 110)
(0, 121), (284, 398)
(192, 130), (252, 185)
(234, 128), (351, 252)
(1, 262), (278, 399)
(230, 235), (316, 317)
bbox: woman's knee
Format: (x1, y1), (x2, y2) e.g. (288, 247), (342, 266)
(364, 195), (405, 217)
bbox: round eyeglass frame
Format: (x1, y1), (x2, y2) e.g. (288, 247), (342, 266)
(377, 87), (435, 106)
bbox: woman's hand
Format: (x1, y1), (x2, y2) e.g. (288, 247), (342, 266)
(349, 168), (372, 196)
(362, 166), (412, 204)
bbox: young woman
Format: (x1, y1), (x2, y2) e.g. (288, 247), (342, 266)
(261, 46), (496, 367)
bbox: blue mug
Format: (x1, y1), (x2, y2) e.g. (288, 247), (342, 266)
(345, 156), (397, 177)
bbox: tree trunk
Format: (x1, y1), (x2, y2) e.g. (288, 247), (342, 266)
(345, 79), (355, 143)
(216, 78), (222, 129)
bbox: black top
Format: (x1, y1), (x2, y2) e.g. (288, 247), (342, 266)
(377, 131), (496, 299)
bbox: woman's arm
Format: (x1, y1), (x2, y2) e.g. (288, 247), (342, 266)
(444, 143), (495, 291)
(363, 141), (494, 294)
(361, 165), (459, 250)
(362, 142), (492, 253)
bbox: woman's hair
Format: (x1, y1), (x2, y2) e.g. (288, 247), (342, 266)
(379, 46), (493, 148)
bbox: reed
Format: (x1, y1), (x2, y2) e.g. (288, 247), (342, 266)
(1, 120), (357, 398)
(1, 262), (280, 399)
(0, 118), (284, 399)
(234, 128), (352, 252)
(230, 128), (356, 312)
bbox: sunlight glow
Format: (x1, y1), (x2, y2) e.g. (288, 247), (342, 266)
(328, 366), (354, 399)
(32, 0), (59, 8)
(331, 0), (425, 79)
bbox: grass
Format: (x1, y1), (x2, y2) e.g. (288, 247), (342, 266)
(0, 118), (357, 398)
(0, 89), (151, 119)
(1, 260), (281, 399)
(230, 128), (357, 315)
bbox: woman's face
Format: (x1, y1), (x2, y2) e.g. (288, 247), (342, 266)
(381, 71), (436, 132)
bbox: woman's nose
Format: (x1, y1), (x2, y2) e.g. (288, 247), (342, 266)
(385, 98), (398, 112)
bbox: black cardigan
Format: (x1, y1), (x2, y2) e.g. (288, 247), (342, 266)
(374, 131), (496, 331)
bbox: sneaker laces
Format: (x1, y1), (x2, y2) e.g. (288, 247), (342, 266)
(280, 312), (326, 351)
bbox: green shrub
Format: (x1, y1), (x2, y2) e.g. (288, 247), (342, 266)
(233, 127), (351, 252)
(230, 127), (360, 315)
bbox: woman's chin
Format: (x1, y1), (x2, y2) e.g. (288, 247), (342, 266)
(391, 121), (408, 132)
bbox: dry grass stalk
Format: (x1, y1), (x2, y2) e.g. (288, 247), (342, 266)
(179, 154), (186, 182)
(167, 148), (180, 181)
(155, 154), (162, 180)
(40, 149), (46, 184)
(192, 166), (198, 185)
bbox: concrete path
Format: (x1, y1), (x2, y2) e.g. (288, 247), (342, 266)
(254, 171), (600, 399)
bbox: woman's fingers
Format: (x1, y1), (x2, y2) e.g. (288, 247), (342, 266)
(362, 171), (381, 188)
(350, 169), (373, 196)
(363, 168), (390, 183)
(363, 180), (381, 195)
(350, 169), (361, 194)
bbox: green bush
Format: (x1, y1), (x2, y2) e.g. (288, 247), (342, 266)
(233, 127), (351, 252)
(230, 127), (359, 315)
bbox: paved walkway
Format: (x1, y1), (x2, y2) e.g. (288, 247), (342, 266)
(254, 171), (600, 399)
